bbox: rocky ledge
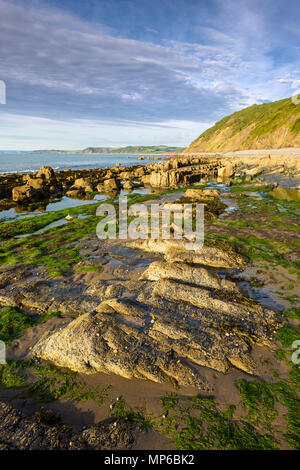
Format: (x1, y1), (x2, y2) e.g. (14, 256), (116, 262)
(1, 153), (297, 209)
(25, 237), (282, 389)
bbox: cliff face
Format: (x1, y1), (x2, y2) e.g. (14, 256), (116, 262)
(184, 97), (300, 153)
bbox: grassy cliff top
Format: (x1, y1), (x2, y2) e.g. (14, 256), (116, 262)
(184, 96), (300, 152)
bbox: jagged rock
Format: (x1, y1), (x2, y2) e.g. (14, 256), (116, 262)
(12, 184), (38, 203)
(102, 298), (257, 374)
(137, 293), (278, 348)
(104, 177), (120, 191)
(12, 166), (61, 203)
(32, 305), (212, 389)
(151, 278), (268, 325)
(0, 401), (137, 450)
(71, 177), (94, 193)
(31, 266), (281, 380)
(32, 272), (281, 378)
(37, 166), (56, 181)
(123, 180), (134, 190)
(141, 261), (237, 291)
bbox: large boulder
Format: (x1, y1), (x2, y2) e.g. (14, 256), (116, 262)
(22, 176), (44, 191)
(12, 184), (37, 203)
(149, 170), (180, 187)
(37, 166), (56, 181)
(141, 174), (151, 185)
(218, 164), (234, 178)
(103, 177), (120, 191)
(71, 177), (94, 193)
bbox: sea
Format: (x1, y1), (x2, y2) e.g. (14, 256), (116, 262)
(0, 151), (162, 222)
(0, 151), (161, 174)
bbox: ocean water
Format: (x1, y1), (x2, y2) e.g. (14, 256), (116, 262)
(0, 151), (161, 174)
(0, 151), (158, 221)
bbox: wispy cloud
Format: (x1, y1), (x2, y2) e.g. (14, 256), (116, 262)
(0, 0), (299, 148)
(0, 112), (211, 149)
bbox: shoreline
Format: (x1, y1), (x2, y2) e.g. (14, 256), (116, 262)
(0, 154), (299, 450)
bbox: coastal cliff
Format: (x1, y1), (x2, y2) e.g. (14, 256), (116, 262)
(184, 96), (300, 153)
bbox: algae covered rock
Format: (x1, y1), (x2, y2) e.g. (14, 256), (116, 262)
(184, 188), (220, 200)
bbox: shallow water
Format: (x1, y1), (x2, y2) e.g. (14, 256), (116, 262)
(0, 188), (151, 222)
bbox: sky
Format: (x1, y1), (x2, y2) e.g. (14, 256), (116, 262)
(0, 0), (300, 150)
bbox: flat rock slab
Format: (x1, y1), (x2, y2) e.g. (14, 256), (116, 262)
(32, 245), (281, 386)
(2, 237), (281, 388)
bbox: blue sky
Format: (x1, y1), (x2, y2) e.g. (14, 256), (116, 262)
(0, 0), (299, 149)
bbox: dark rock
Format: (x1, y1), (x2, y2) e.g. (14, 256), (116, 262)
(0, 401), (137, 450)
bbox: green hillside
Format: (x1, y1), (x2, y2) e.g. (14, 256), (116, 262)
(82, 145), (183, 154)
(184, 96), (300, 152)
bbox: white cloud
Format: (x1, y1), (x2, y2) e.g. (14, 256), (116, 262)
(0, 0), (299, 148)
(0, 112), (211, 150)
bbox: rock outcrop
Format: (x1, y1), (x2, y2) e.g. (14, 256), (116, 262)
(97, 177), (121, 192)
(148, 160), (220, 188)
(12, 166), (62, 203)
(0, 401), (138, 450)
(140, 261), (237, 291)
(30, 236), (281, 386)
(71, 177), (95, 193)
(129, 239), (247, 268)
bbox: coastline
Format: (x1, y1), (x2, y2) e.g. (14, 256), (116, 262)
(0, 153), (299, 450)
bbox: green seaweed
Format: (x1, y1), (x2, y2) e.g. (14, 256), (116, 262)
(156, 393), (279, 450)
(0, 360), (111, 406)
(0, 306), (35, 343)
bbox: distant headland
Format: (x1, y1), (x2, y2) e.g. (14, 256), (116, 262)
(30, 145), (184, 155)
